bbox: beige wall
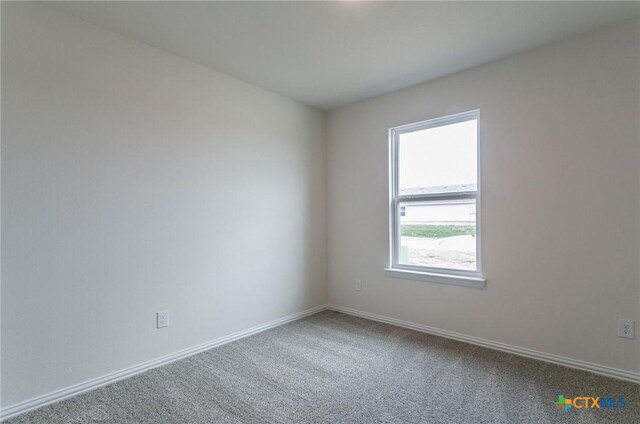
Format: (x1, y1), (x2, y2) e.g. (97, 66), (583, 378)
(327, 19), (640, 374)
(1, 2), (326, 407)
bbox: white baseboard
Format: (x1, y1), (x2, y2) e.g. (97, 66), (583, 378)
(4, 303), (637, 421)
(327, 304), (640, 384)
(0, 304), (328, 422)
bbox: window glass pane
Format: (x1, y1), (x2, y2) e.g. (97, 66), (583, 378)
(398, 119), (477, 195)
(399, 200), (476, 271)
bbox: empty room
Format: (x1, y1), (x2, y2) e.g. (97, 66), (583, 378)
(1, 1), (639, 423)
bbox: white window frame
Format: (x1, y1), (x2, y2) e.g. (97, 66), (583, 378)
(385, 110), (486, 288)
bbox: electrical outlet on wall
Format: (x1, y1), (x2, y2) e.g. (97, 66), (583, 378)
(618, 319), (634, 339)
(157, 310), (169, 329)
(355, 279), (362, 292)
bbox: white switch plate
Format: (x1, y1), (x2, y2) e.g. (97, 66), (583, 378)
(618, 319), (634, 339)
(157, 310), (169, 329)
(355, 279), (362, 291)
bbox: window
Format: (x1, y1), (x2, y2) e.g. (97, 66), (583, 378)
(386, 110), (485, 288)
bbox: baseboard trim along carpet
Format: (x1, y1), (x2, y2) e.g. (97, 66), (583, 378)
(3, 303), (638, 421)
(327, 304), (640, 384)
(0, 304), (328, 422)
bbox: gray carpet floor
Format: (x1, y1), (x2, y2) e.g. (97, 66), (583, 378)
(8, 310), (639, 423)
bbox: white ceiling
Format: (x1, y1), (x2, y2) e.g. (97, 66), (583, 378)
(46, 1), (639, 111)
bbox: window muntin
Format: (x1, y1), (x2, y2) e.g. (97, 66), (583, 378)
(390, 111), (481, 278)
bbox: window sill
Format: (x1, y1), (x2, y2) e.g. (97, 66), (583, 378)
(384, 268), (486, 289)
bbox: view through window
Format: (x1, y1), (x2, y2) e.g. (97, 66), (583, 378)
(390, 111), (480, 275)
